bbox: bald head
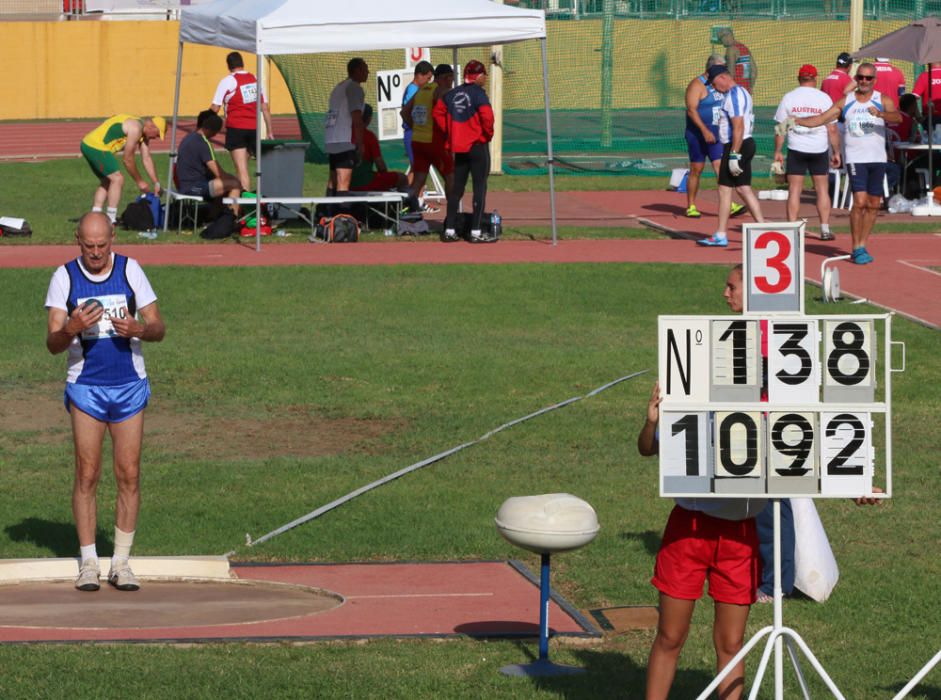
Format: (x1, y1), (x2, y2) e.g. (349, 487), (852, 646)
(76, 212), (115, 275)
(77, 211), (113, 238)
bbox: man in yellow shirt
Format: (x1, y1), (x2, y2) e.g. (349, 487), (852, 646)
(80, 115), (166, 224)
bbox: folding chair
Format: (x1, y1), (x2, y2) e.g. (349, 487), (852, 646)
(167, 165), (205, 234)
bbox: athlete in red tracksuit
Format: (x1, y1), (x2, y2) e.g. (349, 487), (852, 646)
(433, 60), (495, 242)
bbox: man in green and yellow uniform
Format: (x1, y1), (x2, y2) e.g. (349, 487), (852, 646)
(80, 115), (166, 224)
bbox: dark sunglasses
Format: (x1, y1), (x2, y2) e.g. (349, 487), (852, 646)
(855, 74), (875, 81)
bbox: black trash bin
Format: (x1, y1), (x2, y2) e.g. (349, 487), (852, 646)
(259, 140), (309, 220)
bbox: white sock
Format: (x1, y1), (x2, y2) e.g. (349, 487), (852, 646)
(714, 231), (727, 240)
(445, 228), (455, 234)
(80, 544), (98, 563)
(112, 527), (135, 568)
(91, 206), (103, 213)
(106, 207), (118, 224)
(821, 224), (831, 233)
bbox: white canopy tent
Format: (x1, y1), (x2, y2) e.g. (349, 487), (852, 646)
(168, 0), (558, 248)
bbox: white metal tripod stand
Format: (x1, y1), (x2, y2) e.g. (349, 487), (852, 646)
(696, 500), (846, 700)
(893, 649), (941, 699)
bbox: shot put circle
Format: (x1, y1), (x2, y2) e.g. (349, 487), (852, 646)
(0, 579), (343, 629)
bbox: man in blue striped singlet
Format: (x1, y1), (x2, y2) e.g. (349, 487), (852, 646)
(45, 212), (166, 592)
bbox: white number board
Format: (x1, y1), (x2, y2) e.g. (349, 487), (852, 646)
(376, 69), (413, 140)
(823, 319), (876, 402)
(743, 222), (804, 314)
(768, 320), (819, 403)
(657, 224), (893, 500)
(710, 319), (761, 401)
(658, 318), (710, 404)
(658, 315), (889, 499)
(405, 48), (431, 69)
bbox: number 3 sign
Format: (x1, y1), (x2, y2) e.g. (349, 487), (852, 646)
(743, 223), (803, 314)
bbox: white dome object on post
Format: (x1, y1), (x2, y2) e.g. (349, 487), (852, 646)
(495, 493), (600, 554)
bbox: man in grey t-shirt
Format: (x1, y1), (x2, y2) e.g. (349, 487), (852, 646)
(325, 58), (369, 196)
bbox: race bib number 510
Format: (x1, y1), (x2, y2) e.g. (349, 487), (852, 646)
(78, 294), (128, 339)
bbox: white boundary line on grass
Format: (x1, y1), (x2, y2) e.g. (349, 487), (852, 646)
(233, 369), (650, 554)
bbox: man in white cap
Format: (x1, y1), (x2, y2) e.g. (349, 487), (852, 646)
(773, 64), (841, 240)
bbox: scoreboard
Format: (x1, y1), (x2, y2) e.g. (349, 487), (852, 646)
(658, 223), (899, 500)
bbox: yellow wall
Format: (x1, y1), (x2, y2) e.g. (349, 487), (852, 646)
(0, 21), (294, 120)
(0, 18), (915, 119)
(503, 18), (915, 110)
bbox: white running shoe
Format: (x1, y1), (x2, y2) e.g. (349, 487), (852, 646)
(75, 558), (100, 592)
(108, 561), (140, 591)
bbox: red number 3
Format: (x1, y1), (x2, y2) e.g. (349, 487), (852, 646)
(754, 231), (792, 293)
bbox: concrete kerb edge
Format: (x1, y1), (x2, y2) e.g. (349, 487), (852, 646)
(0, 555), (232, 583)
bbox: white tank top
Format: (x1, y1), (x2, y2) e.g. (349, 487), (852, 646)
(842, 91), (887, 164)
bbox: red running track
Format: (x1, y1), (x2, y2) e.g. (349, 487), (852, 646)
(0, 116), (302, 161)
(0, 112), (938, 329)
(0, 561), (597, 643)
(3, 233), (940, 329)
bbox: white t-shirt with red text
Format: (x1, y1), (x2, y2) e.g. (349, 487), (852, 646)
(775, 86), (833, 153)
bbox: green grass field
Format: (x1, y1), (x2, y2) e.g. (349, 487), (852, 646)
(0, 156), (678, 244)
(4, 154), (938, 246)
(1, 262), (938, 699)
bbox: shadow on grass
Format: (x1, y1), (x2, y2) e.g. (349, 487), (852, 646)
(500, 643), (712, 699)
(619, 530), (661, 556)
(883, 681), (941, 700)
(5, 518), (113, 557)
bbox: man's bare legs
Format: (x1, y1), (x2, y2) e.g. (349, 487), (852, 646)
(70, 406), (142, 542)
(230, 147), (251, 192)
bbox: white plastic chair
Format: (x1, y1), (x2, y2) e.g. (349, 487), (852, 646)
(840, 171), (890, 210)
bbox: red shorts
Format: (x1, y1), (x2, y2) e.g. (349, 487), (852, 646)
(651, 505), (760, 605)
(412, 140), (454, 176)
(351, 171), (400, 192)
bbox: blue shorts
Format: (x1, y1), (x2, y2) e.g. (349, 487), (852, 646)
(403, 129), (414, 165)
(685, 127), (724, 164)
(847, 162), (888, 196)
(65, 378), (151, 423)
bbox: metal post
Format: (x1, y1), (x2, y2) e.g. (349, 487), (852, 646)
(164, 40), (184, 233)
(255, 53), (264, 253)
(773, 500), (784, 697)
(600, 0), (614, 149)
(490, 0), (505, 175)
(453, 47), (462, 216)
(538, 553), (551, 661)
(540, 38), (559, 246)
(850, 0), (864, 51)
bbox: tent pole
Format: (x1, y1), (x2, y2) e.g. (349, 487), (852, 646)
(164, 39), (184, 233)
(928, 63), (934, 203)
(255, 53), (264, 253)
(541, 38), (558, 246)
(453, 47), (462, 216)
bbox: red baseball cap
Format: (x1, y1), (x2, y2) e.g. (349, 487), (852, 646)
(798, 64), (818, 78)
(464, 60), (488, 78)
